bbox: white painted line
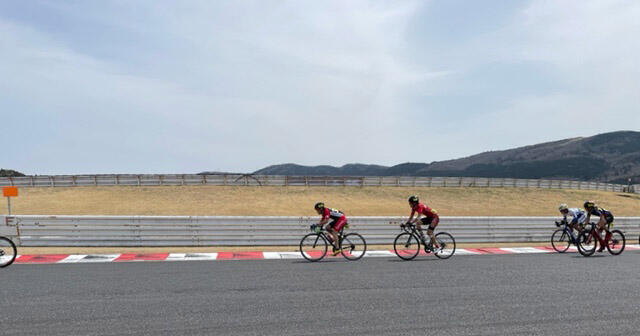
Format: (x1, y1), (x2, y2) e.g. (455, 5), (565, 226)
(453, 249), (480, 255)
(364, 250), (395, 257)
(166, 253), (186, 261)
(277, 252), (304, 259)
(58, 254), (88, 263)
(500, 247), (551, 254)
(76, 254), (121, 263)
(262, 252), (282, 259)
(182, 253), (218, 260)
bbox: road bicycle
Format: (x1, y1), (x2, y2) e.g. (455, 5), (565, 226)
(0, 236), (17, 268)
(551, 220), (585, 253)
(577, 222), (625, 257)
(299, 223), (367, 262)
(393, 222), (456, 260)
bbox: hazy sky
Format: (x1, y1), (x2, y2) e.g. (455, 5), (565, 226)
(1, 0), (639, 174)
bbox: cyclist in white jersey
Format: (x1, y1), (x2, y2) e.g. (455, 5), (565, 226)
(558, 204), (586, 233)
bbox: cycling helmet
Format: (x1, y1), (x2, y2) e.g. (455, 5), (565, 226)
(314, 202), (325, 210)
(408, 195), (419, 204)
(583, 201), (595, 210)
(558, 204), (569, 212)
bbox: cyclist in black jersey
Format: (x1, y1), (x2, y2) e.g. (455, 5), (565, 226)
(583, 201), (614, 252)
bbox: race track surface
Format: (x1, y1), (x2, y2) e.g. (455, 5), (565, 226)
(1, 252), (639, 335)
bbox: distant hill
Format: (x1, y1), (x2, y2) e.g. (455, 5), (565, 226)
(253, 131), (640, 183)
(0, 169), (25, 177)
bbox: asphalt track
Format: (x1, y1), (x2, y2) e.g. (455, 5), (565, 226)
(1, 251), (640, 336)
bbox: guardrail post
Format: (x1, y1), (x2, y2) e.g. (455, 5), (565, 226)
(50, 176), (54, 187)
(181, 174), (185, 186)
(115, 175), (119, 185)
(8, 176), (13, 186)
(137, 175), (141, 186)
(72, 176), (77, 186)
(159, 175), (164, 185)
(30, 176), (34, 187)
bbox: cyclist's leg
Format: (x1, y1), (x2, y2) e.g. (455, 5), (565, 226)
(332, 217), (347, 251)
(427, 216), (439, 248)
(325, 220), (337, 245)
(596, 218), (608, 251)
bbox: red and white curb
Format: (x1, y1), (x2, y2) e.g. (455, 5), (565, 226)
(7, 245), (640, 264)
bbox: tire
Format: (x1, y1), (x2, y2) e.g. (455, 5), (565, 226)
(340, 233), (367, 261)
(299, 233), (328, 262)
(551, 229), (571, 253)
(434, 232), (456, 259)
(577, 231), (597, 257)
(393, 232), (421, 261)
(0, 236), (17, 268)
(606, 230), (625, 255)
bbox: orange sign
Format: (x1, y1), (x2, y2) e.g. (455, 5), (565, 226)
(2, 186), (18, 197)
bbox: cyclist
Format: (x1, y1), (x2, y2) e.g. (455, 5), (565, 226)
(583, 201), (614, 252)
(406, 195), (440, 253)
(558, 204), (586, 233)
(314, 202), (347, 255)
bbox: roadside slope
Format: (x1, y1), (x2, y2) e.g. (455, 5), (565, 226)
(3, 185), (639, 216)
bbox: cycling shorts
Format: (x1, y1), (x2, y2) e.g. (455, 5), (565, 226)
(329, 216), (347, 231)
(421, 215), (439, 230)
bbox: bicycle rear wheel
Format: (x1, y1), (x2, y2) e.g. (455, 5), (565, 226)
(393, 232), (421, 261)
(299, 233), (328, 262)
(606, 230), (625, 255)
(0, 237), (17, 268)
(434, 232), (456, 259)
(551, 229), (571, 253)
(341, 233), (367, 261)
(577, 231), (597, 257)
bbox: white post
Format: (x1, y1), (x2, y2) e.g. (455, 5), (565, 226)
(7, 197), (11, 215)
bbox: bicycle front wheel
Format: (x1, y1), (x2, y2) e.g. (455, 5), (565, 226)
(393, 232), (421, 261)
(0, 237), (17, 268)
(434, 232), (456, 259)
(606, 230), (625, 255)
(341, 233), (367, 261)
(577, 231), (597, 257)
(299, 233), (328, 262)
(551, 229), (571, 253)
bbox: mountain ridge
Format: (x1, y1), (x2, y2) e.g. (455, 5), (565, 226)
(251, 131), (640, 183)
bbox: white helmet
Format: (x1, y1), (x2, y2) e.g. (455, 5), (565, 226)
(558, 204), (569, 212)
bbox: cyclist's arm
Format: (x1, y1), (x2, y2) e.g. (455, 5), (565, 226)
(406, 209), (416, 224)
(410, 213), (424, 224)
(318, 217), (329, 227)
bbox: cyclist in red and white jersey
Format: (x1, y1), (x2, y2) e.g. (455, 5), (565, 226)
(406, 195), (440, 252)
(314, 202), (347, 255)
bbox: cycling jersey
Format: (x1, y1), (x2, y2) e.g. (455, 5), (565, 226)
(321, 208), (344, 221)
(588, 207), (614, 223)
(411, 203), (438, 218)
(320, 208), (347, 231)
(564, 208), (586, 225)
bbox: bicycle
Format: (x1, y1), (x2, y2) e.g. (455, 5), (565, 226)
(299, 223), (367, 262)
(551, 220), (585, 253)
(393, 222), (456, 260)
(577, 222), (625, 257)
(0, 236), (17, 268)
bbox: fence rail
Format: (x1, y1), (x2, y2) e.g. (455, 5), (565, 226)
(3, 215), (639, 247)
(0, 174), (635, 192)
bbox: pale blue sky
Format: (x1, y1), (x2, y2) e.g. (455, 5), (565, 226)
(1, 0), (639, 174)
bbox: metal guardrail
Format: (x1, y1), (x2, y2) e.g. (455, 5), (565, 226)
(0, 174), (633, 192)
(3, 215), (639, 247)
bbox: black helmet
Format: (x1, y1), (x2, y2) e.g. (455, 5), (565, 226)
(314, 202), (325, 210)
(408, 195), (419, 204)
(583, 201), (595, 210)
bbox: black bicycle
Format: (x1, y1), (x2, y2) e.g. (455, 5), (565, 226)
(393, 222), (455, 260)
(0, 236), (17, 268)
(551, 220), (585, 253)
(577, 222), (625, 257)
(299, 223), (367, 262)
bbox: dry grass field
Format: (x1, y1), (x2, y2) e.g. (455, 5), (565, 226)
(1, 186), (639, 216)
